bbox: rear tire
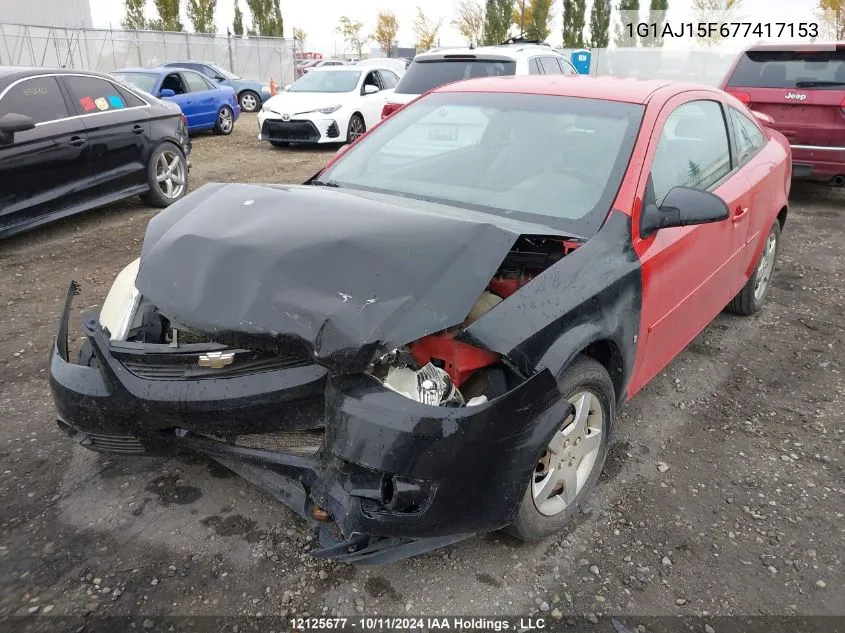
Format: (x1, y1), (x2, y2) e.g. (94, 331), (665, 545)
(213, 105), (235, 135)
(727, 221), (780, 315)
(141, 142), (188, 208)
(239, 90), (260, 113)
(507, 356), (614, 541)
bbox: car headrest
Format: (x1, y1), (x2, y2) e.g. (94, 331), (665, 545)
(760, 62), (787, 84)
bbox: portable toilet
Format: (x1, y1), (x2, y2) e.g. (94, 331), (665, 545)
(570, 49), (591, 75)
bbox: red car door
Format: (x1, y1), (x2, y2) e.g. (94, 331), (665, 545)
(627, 92), (752, 396)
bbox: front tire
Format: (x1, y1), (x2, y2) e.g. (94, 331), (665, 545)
(213, 105), (235, 135)
(508, 356), (614, 541)
(239, 90), (260, 113)
(141, 143), (188, 208)
(727, 220), (780, 315)
(347, 113), (365, 143)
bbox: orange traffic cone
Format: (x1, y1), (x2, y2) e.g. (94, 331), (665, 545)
(269, 77), (277, 96)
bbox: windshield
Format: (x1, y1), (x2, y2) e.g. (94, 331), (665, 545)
(319, 92), (644, 237)
(727, 49), (845, 89)
(395, 59), (516, 94)
(207, 62), (239, 80)
(112, 72), (158, 94)
(288, 70), (361, 93)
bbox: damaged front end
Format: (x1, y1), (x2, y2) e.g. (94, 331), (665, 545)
(51, 182), (586, 563)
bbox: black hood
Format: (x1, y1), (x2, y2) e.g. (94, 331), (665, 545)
(136, 183), (569, 372)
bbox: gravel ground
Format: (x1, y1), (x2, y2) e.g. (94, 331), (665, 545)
(0, 114), (843, 627)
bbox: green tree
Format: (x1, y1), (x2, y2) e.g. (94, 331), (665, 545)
(149, 0), (184, 31)
(587, 0), (611, 46)
(526, 0), (554, 41)
(233, 0), (244, 35)
(335, 16), (369, 58)
(187, 0), (216, 33)
(562, 0), (586, 47)
(482, 0), (511, 44)
(122, 0), (148, 30)
(641, 0), (668, 46)
(614, 0), (640, 47)
(246, 0), (283, 36)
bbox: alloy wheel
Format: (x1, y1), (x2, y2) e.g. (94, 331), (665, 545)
(155, 150), (186, 200)
(532, 390), (604, 517)
(219, 108), (233, 133)
(754, 231), (777, 302)
(349, 117), (364, 141)
(240, 93), (257, 112)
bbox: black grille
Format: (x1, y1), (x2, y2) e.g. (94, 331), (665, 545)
(85, 433), (146, 454)
(262, 119), (321, 143)
(120, 353), (307, 380)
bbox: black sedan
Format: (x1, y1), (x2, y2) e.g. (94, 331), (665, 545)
(0, 67), (191, 239)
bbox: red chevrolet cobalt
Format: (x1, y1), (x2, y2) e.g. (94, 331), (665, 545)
(50, 76), (791, 564)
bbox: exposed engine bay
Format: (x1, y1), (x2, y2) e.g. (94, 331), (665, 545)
(370, 236), (581, 408)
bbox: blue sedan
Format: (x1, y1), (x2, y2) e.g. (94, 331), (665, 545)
(162, 61), (272, 113)
(113, 67), (240, 134)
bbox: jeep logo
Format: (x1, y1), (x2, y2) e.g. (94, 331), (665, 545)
(785, 92), (807, 101)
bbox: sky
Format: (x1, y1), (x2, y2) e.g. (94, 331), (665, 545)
(88, 0), (822, 55)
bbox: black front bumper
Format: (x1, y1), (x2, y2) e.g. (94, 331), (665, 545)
(50, 282), (571, 564)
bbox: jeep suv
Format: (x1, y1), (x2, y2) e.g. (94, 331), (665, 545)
(381, 39), (579, 118)
(721, 42), (845, 184)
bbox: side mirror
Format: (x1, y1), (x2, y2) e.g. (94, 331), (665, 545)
(363, 84), (380, 95)
(215, 76), (226, 82)
(640, 186), (729, 238)
(159, 88), (176, 98)
(0, 112), (36, 144)
(751, 110), (774, 126)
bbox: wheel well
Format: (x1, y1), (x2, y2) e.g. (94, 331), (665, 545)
(580, 339), (624, 400)
(777, 206), (787, 230)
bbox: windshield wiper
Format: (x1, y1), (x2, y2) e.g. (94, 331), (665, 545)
(794, 80), (845, 88)
(311, 179), (341, 188)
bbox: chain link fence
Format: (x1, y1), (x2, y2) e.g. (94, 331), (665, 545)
(557, 47), (739, 86)
(0, 23), (296, 85)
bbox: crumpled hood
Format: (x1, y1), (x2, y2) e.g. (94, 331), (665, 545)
(136, 183), (569, 373)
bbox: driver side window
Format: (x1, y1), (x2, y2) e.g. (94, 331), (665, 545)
(161, 73), (188, 95)
(362, 71), (379, 94)
(649, 100), (731, 206)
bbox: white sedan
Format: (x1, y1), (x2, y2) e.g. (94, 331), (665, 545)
(257, 67), (400, 146)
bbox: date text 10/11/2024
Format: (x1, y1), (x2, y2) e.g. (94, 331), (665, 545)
(289, 617), (548, 631)
(625, 21), (819, 40)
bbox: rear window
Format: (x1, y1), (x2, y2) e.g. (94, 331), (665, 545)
(727, 49), (845, 89)
(394, 59), (516, 95)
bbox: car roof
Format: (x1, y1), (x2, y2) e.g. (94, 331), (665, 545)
(0, 66), (124, 89)
(414, 43), (563, 62)
(744, 41), (845, 52)
(434, 75), (709, 104)
(308, 66), (367, 73)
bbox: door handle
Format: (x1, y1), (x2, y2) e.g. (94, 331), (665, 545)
(132, 124), (144, 134)
(68, 136), (87, 148)
(732, 206), (749, 222)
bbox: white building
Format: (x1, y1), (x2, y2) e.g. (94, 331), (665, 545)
(2, 0), (93, 28)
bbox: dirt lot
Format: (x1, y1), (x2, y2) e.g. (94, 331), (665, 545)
(0, 113), (843, 628)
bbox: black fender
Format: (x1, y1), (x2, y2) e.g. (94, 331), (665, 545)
(459, 210), (642, 404)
